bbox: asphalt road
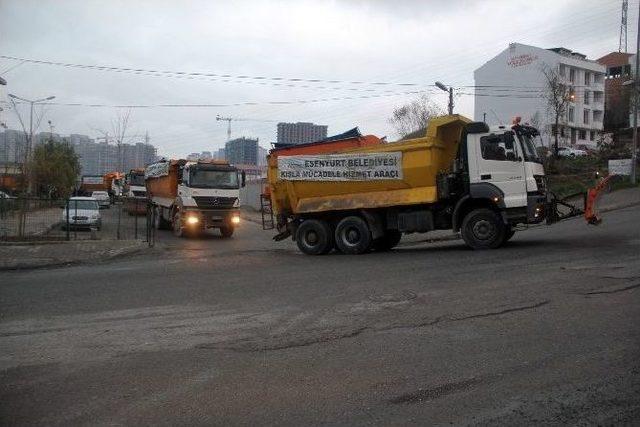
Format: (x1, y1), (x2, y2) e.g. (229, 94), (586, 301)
(1, 207), (639, 426)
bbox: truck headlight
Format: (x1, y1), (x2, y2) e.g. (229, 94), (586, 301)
(231, 215), (240, 225)
(186, 215), (199, 225)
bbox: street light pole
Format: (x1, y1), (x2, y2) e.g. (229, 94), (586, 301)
(7, 94), (56, 193)
(435, 81), (454, 115)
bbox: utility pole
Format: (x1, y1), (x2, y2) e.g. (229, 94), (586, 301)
(620, 0), (629, 53)
(632, 0), (639, 184)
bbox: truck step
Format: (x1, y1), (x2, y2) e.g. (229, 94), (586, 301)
(260, 194), (275, 230)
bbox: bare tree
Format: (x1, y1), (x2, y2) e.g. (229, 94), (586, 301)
(111, 108), (132, 171)
(541, 65), (572, 156)
(389, 93), (444, 139)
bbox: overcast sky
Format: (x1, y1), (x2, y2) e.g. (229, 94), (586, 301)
(0, 0), (634, 157)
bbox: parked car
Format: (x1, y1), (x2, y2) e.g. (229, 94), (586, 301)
(0, 190), (16, 212)
(558, 147), (588, 157)
(62, 197), (102, 230)
(575, 144), (598, 155)
(90, 191), (111, 208)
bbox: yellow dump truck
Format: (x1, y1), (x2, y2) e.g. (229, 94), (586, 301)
(266, 115), (551, 254)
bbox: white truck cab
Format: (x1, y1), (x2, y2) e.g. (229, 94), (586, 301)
(147, 160), (246, 238)
(452, 120), (547, 236)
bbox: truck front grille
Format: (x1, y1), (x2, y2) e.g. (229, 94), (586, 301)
(193, 196), (237, 209)
(133, 191), (146, 197)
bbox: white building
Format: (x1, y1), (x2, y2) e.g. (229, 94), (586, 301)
(474, 43), (606, 148)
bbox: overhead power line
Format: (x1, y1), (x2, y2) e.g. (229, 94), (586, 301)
(3, 90), (429, 109)
(0, 55), (433, 88)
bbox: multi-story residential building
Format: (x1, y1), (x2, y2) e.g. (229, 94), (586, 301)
(276, 122), (328, 145)
(225, 137), (258, 165)
(597, 52), (634, 131)
(474, 43), (606, 147)
(0, 129), (27, 165)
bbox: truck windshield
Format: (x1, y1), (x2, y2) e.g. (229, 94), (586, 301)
(128, 174), (145, 186)
(190, 169), (239, 189)
(518, 134), (541, 163)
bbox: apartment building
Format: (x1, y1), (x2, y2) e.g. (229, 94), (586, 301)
(225, 137), (258, 165)
(474, 43), (606, 147)
(276, 122), (328, 145)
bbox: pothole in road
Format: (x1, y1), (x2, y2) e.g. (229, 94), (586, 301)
(368, 290), (417, 303)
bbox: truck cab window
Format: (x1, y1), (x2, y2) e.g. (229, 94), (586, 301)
(480, 134), (517, 161)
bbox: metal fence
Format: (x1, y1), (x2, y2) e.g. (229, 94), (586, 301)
(0, 196), (153, 245)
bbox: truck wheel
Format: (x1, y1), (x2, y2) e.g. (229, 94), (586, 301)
(172, 213), (184, 237)
(295, 219), (333, 255)
(373, 230), (402, 251)
(220, 226), (234, 238)
(335, 216), (372, 255)
(461, 208), (506, 250)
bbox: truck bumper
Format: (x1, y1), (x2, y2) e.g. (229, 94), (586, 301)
(527, 193), (547, 224)
(182, 209), (240, 229)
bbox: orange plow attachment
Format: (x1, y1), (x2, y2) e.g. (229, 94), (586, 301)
(584, 174), (615, 225)
(546, 174), (614, 226)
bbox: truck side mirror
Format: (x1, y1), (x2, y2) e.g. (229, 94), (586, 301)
(241, 171), (246, 188)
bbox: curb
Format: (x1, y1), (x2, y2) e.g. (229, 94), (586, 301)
(0, 242), (151, 271)
(598, 201), (640, 214)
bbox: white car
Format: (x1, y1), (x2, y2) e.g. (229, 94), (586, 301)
(63, 197), (102, 230)
(91, 191), (111, 208)
(558, 147), (587, 157)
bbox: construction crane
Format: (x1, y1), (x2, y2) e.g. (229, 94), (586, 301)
(216, 115), (278, 142)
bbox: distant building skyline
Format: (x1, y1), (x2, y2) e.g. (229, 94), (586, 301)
(0, 128), (158, 176)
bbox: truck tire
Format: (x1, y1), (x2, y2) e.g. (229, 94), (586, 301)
(220, 226), (234, 238)
(334, 216), (372, 255)
(461, 208), (506, 250)
(373, 230), (402, 251)
(295, 219), (333, 255)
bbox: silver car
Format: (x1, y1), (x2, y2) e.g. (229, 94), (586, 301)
(91, 191), (111, 208)
(63, 197), (102, 230)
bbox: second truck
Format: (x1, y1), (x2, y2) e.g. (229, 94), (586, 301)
(266, 114), (597, 255)
(145, 159), (245, 237)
